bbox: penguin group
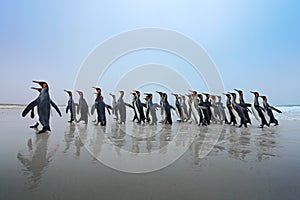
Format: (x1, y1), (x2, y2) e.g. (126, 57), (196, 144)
(22, 80), (282, 133)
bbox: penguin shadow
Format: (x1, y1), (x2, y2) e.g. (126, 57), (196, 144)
(17, 133), (59, 191)
(255, 128), (279, 161)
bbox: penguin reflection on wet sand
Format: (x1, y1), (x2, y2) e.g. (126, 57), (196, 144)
(250, 91), (270, 128)
(76, 90), (89, 124)
(64, 90), (76, 123)
(260, 95), (281, 126)
(22, 81), (62, 133)
(91, 87), (112, 126)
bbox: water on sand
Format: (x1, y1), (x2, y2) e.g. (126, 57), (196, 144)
(0, 108), (300, 200)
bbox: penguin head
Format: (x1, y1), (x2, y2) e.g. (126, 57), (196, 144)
(31, 87), (42, 93)
(217, 95), (222, 101)
(211, 95), (216, 100)
(171, 93), (178, 98)
(33, 80), (48, 88)
(156, 91), (163, 96)
(134, 90), (141, 96)
(223, 93), (231, 99)
(250, 91), (259, 97)
(131, 92), (136, 96)
(188, 90), (198, 96)
(203, 93), (211, 98)
(93, 87), (101, 94)
(162, 93), (167, 100)
(144, 93), (152, 99)
(76, 90), (84, 97)
(64, 90), (72, 96)
(234, 89), (243, 95)
(230, 93), (237, 99)
(259, 95), (267, 100)
(197, 94), (203, 99)
(109, 93), (116, 99)
(119, 91), (125, 96)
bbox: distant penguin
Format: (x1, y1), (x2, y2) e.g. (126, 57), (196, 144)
(181, 95), (190, 121)
(64, 90), (76, 123)
(189, 90), (200, 125)
(76, 90), (89, 124)
(143, 94), (151, 122)
(197, 94), (208, 126)
(223, 93), (237, 125)
(116, 91), (126, 124)
(250, 91), (270, 128)
(230, 93), (248, 127)
(171, 93), (184, 121)
(156, 91), (165, 123)
(260, 95), (281, 126)
(134, 90), (146, 124)
(162, 93), (175, 125)
(146, 93), (160, 125)
(109, 93), (119, 121)
(234, 89), (252, 125)
(22, 81), (62, 133)
(130, 92), (139, 122)
(92, 87), (112, 126)
(185, 94), (193, 122)
(216, 95), (229, 124)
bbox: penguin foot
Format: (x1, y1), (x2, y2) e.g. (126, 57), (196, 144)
(38, 126), (48, 134)
(258, 125), (264, 128)
(30, 122), (39, 129)
(68, 120), (74, 123)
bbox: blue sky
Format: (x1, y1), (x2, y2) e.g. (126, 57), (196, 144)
(0, 0), (299, 105)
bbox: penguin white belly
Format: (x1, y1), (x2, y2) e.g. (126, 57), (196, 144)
(191, 102), (200, 124)
(262, 108), (270, 123)
(231, 106), (241, 125)
(251, 102), (260, 122)
(133, 102), (140, 120)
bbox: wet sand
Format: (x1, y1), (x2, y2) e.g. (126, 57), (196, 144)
(1, 108), (300, 200)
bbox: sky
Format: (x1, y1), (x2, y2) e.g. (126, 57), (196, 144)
(0, 0), (299, 105)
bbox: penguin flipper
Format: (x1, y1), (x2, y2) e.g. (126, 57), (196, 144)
(270, 106), (282, 113)
(91, 104), (95, 115)
(30, 108), (35, 119)
(125, 103), (134, 109)
(22, 98), (39, 117)
(50, 100), (62, 117)
(170, 105), (176, 111)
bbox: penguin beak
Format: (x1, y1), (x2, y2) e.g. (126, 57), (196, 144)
(31, 87), (41, 92)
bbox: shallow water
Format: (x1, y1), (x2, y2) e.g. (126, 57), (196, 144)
(1, 108), (300, 200)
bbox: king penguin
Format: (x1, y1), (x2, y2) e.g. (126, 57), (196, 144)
(64, 90), (76, 123)
(22, 81), (62, 133)
(260, 95), (281, 126)
(76, 90), (89, 124)
(250, 91), (269, 128)
(116, 91), (126, 124)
